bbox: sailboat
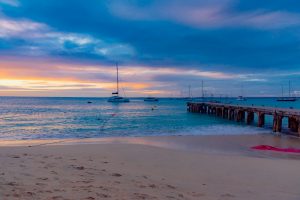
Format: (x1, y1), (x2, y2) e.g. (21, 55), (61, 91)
(107, 63), (130, 103)
(236, 96), (246, 101)
(277, 81), (296, 102)
(184, 85), (193, 101)
(236, 83), (247, 101)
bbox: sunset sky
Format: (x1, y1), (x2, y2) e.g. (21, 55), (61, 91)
(1, 0), (300, 97)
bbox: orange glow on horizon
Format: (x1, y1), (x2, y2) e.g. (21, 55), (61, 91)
(0, 58), (236, 96)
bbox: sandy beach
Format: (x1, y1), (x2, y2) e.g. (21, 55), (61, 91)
(0, 134), (300, 200)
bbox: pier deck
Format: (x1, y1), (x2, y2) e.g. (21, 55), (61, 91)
(187, 102), (300, 136)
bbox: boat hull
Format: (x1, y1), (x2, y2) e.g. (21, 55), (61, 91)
(108, 96), (130, 103)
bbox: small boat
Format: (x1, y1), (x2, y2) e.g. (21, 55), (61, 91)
(276, 81), (297, 102)
(183, 85), (193, 101)
(144, 97), (159, 102)
(237, 83), (247, 101)
(237, 96), (247, 101)
(108, 63), (130, 103)
(277, 97), (296, 102)
(108, 96), (130, 102)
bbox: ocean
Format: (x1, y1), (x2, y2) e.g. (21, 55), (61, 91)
(0, 97), (299, 140)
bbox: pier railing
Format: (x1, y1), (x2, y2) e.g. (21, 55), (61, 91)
(187, 102), (300, 136)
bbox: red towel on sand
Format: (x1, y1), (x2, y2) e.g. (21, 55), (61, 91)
(251, 145), (300, 153)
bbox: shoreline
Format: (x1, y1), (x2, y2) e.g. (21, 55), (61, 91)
(1, 133), (300, 152)
(1, 134), (300, 200)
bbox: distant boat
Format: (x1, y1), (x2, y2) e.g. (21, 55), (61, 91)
(237, 96), (247, 101)
(236, 83), (247, 101)
(108, 63), (130, 103)
(277, 81), (296, 102)
(277, 97), (296, 102)
(183, 85), (193, 101)
(144, 97), (159, 102)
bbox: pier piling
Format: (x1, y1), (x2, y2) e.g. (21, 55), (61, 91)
(258, 112), (265, 127)
(247, 112), (254, 124)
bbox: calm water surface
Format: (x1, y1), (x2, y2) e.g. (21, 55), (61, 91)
(0, 97), (299, 140)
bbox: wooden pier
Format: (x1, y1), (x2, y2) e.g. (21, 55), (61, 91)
(187, 102), (300, 136)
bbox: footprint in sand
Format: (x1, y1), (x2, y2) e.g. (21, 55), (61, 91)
(142, 175), (148, 179)
(12, 193), (21, 198)
(166, 195), (176, 199)
(133, 193), (158, 200)
(138, 184), (147, 188)
(148, 184), (157, 189)
(221, 193), (236, 198)
(98, 186), (109, 191)
(35, 182), (47, 186)
(166, 184), (177, 189)
(51, 196), (63, 200)
(111, 173), (122, 177)
(72, 166), (85, 170)
(37, 177), (49, 181)
(19, 164), (26, 168)
(6, 182), (18, 186)
(96, 193), (111, 198)
(26, 191), (35, 196)
(190, 192), (206, 197)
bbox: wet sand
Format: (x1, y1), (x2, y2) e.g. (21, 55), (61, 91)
(0, 134), (300, 200)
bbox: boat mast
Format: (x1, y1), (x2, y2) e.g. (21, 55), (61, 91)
(289, 80), (291, 98)
(201, 80), (204, 99)
(241, 83), (244, 97)
(116, 62), (119, 95)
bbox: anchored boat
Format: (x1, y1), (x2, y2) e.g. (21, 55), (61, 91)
(277, 81), (296, 102)
(108, 63), (130, 103)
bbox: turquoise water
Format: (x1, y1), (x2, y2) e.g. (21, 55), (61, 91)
(0, 97), (299, 140)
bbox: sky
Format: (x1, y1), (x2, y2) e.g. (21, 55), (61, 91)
(0, 0), (300, 97)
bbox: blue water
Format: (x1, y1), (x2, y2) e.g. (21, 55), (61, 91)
(0, 97), (299, 140)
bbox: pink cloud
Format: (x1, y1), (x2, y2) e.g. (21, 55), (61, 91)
(109, 1), (300, 29)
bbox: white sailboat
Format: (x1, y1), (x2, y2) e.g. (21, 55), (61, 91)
(236, 84), (247, 101)
(277, 81), (296, 102)
(108, 63), (130, 103)
(184, 85), (193, 101)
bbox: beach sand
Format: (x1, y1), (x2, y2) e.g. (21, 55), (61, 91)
(0, 134), (300, 200)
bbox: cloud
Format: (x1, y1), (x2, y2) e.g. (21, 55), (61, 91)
(0, 17), (45, 38)
(0, 16), (135, 60)
(0, 0), (300, 97)
(0, 0), (19, 7)
(109, 0), (300, 29)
